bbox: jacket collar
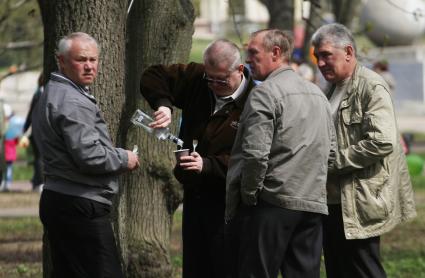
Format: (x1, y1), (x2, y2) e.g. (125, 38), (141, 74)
(266, 65), (293, 80)
(342, 63), (361, 100)
(233, 67), (256, 109)
(50, 72), (97, 104)
(327, 63), (361, 102)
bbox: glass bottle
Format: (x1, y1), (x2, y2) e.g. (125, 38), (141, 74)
(130, 109), (183, 148)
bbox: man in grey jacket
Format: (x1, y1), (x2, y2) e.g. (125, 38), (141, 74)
(225, 29), (334, 277)
(33, 32), (139, 277)
(312, 23), (416, 278)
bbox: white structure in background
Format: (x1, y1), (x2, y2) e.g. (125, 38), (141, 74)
(360, 0), (425, 46)
(0, 71), (39, 118)
(359, 0), (425, 116)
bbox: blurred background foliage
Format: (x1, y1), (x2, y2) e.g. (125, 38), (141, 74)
(0, 0), (43, 70)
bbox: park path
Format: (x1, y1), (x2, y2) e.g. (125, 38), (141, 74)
(0, 180), (39, 218)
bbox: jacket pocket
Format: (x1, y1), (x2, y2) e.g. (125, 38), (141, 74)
(353, 169), (392, 226)
(340, 101), (363, 143)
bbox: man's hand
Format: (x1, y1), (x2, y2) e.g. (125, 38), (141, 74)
(126, 150), (140, 170)
(179, 152), (203, 173)
(150, 106), (172, 128)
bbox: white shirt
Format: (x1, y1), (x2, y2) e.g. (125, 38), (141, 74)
(213, 74), (247, 114)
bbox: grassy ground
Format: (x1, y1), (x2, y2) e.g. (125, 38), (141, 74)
(2, 120), (424, 278)
(0, 188), (424, 277)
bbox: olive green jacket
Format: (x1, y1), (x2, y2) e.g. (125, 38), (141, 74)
(328, 64), (416, 239)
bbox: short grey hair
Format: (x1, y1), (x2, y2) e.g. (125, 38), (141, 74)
(56, 32), (99, 58)
(311, 23), (357, 56)
(203, 39), (242, 72)
(251, 29), (294, 61)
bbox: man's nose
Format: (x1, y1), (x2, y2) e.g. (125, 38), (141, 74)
(317, 58), (325, 67)
(84, 62), (93, 70)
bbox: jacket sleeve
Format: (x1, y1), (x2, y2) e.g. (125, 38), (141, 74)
(173, 154), (229, 185)
(238, 86), (275, 206)
(58, 100), (128, 174)
(140, 63), (204, 110)
(329, 85), (396, 174)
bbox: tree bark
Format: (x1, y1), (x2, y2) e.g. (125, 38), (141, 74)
(37, 0), (127, 277)
(38, 0), (195, 275)
(117, 0), (194, 277)
(332, 0), (361, 28)
(258, 0), (294, 30)
(302, 0), (323, 61)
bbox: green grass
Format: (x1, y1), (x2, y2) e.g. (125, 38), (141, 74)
(0, 189), (424, 278)
(0, 217), (42, 241)
(0, 217), (42, 278)
(188, 38), (213, 63)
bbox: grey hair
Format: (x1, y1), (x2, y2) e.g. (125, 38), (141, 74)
(311, 23), (357, 56)
(56, 32), (99, 58)
(251, 29), (294, 61)
(203, 39), (242, 71)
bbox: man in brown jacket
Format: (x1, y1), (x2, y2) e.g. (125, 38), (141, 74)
(140, 39), (255, 278)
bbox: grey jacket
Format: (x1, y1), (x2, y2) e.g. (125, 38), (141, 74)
(32, 73), (129, 205)
(328, 64), (416, 239)
(225, 66), (334, 221)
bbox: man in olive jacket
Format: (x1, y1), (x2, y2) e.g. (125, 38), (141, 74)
(140, 39), (255, 278)
(312, 23), (416, 278)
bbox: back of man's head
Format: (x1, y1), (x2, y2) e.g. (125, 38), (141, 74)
(311, 23), (357, 57)
(203, 39), (241, 71)
(251, 29), (294, 63)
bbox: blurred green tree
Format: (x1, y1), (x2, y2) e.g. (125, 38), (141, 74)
(0, 0), (42, 70)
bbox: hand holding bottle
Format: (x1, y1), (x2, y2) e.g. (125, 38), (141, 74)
(131, 108), (184, 148)
(150, 106), (172, 128)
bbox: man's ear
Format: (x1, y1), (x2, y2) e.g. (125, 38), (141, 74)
(345, 45), (355, 61)
(57, 55), (65, 70)
(271, 46), (282, 61)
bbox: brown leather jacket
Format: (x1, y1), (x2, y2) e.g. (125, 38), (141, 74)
(141, 62), (255, 202)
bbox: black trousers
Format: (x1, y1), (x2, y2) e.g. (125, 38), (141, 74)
(39, 190), (124, 278)
(182, 190), (225, 278)
(30, 136), (43, 188)
(323, 204), (387, 278)
(228, 201), (323, 278)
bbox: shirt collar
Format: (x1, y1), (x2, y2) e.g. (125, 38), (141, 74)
(50, 72), (97, 104)
(214, 74), (247, 103)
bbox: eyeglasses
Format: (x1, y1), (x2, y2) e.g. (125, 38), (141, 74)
(203, 73), (230, 86)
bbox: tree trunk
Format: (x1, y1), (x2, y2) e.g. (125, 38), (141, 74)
(37, 0), (127, 277)
(332, 0), (361, 28)
(37, 0), (127, 135)
(117, 0), (194, 277)
(302, 0), (323, 61)
(38, 0), (194, 276)
(259, 0), (294, 30)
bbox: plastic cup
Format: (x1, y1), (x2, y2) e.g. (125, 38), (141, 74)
(173, 149), (190, 163)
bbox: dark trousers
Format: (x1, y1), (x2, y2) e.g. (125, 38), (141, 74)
(228, 201), (323, 278)
(30, 136), (43, 188)
(182, 190), (225, 278)
(39, 190), (124, 278)
(323, 204), (387, 278)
